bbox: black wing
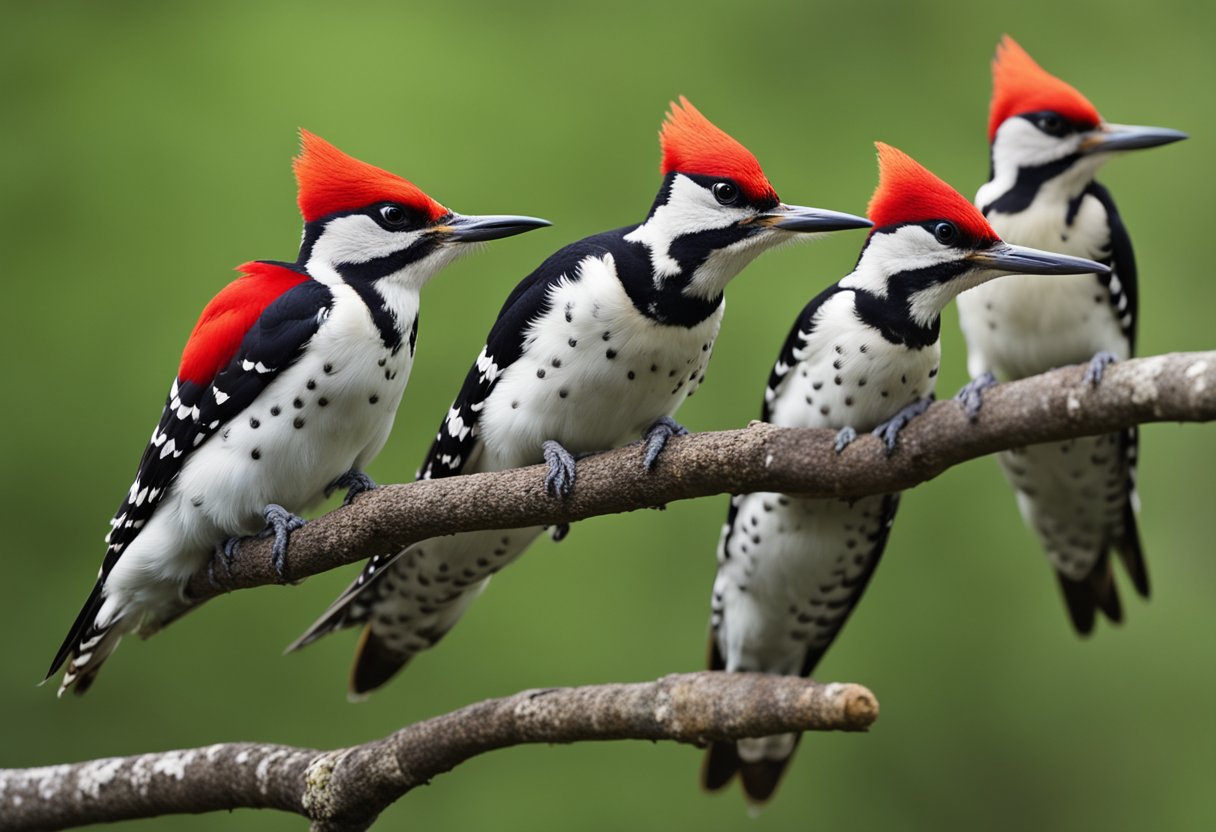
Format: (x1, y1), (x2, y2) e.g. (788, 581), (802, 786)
(48, 280), (334, 684)
(1087, 181), (1138, 352)
(101, 279), (335, 576)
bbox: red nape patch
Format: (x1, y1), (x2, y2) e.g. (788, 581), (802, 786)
(659, 96), (778, 204)
(178, 262), (309, 385)
(988, 35), (1101, 141)
(867, 143), (999, 242)
(293, 129), (447, 223)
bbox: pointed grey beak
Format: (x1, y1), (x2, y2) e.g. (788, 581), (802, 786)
(754, 203), (872, 233)
(968, 243), (1110, 276)
(440, 213), (551, 243)
(1080, 122), (1188, 155)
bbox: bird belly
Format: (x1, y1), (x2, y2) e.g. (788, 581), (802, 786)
(998, 433), (1131, 580)
(715, 491), (891, 675)
(365, 526), (544, 656)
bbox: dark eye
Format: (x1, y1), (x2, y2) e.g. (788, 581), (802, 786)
(379, 205), (408, 226)
(1036, 114), (1066, 136)
(712, 181), (740, 205)
(933, 221), (958, 245)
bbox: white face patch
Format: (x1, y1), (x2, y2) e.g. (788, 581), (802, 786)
(306, 214), (466, 291)
(986, 118), (1105, 206)
(623, 174), (754, 281)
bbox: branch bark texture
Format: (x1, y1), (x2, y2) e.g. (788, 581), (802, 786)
(0, 672), (878, 831)
(187, 351), (1216, 600)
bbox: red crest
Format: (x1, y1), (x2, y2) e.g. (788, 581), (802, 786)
(989, 36), (1101, 141)
(867, 143), (999, 243)
(659, 97), (778, 203)
(293, 130), (447, 223)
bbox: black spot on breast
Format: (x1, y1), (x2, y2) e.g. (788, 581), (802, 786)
(293, 398), (304, 409)
(627, 371), (635, 380)
(537, 368), (546, 379)
(834, 375), (843, 385)
(564, 302), (574, 323)
(833, 359), (842, 370)
(318, 398), (329, 407)
(602, 330), (611, 341)
(306, 380), (316, 390)
(844, 396), (854, 406)
(511, 400), (520, 409)
(270, 406), (281, 416)
(377, 358), (387, 368)
(552, 358), (562, 368)
(250, 418), (260, 429)
(559, 390), (568, 399)
(569, 338), (578, 347)
(294, 416), (305, 429)
(251, 449), (261, 460)
(369, 394), (379, 404)
(323, 363), (334, 374)
(812, 381), (823, 390)
(191, 495), (203, 507)
(819, 405), (830, 415)
(606, 349), (617, 359)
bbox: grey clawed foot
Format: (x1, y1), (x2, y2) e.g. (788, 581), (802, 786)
(834, 426), (858, 454)
(259, 504), (307, 581)
(872, 397), (934, 456)
(642, 416), (689, 471)
(326, 469), (377, 506)
(1083, 351), (1118, 386)
(954, 372), (997, 422)
(542, 440), (578, 498)
(550, 523), (570, 542)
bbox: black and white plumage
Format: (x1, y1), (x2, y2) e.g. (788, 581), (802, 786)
(703, 143), (1111, 803)
(46, 131), (548, 694)
(955, 36), (1186, 633)
(288, 98), (873, 696)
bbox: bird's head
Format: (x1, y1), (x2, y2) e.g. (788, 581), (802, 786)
(293, 130), (548, 288)
(627, 97), (870, 302)
(987, 36), (1186, 185)
(854, 143), (1110, 327)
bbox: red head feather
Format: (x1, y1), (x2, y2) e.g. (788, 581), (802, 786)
(988, 35), (1101, 141)
(659, 97), (778, 203)
(867, 143), (999, 242)
(293, 129), (448, 224)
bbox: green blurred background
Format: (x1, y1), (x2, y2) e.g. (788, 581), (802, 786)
(2, 1), (1212, 829)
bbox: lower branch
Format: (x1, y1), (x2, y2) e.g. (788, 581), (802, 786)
(0, 672), (878, 831)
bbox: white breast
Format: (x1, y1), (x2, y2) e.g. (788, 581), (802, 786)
(957, 192), (1127, 380)
(478, 255), (722, 470)
(768, 292), (939, 433)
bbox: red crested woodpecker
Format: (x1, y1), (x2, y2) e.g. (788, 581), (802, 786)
(46, 131), (548, 695)
(955, 36), (1186, 633)
(703, 144), (1109, 803)
(288, 97), (873, 697)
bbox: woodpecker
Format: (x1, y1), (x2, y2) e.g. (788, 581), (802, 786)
(954, 36), (1186, 633)
(288, 97), (872, 696)
(702, 143), (1110, 803)
(45, 131), (549, 695)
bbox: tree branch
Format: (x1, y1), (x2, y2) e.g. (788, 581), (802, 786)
(187, 351), (1216, 600)
(0, 672), (878, 831)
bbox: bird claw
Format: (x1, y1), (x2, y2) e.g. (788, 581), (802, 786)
(326, 469), (377, 506)
(642, 416), (689, 471)
(954, 372), (997, 422)
(1083, 351), (1118, 386)
(834, 426), (858, 454)
(542, 440), (578, 498)
(872, 398), (934, 455)
(260, 504), (307, 581)
(550, 523), (571, 542)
